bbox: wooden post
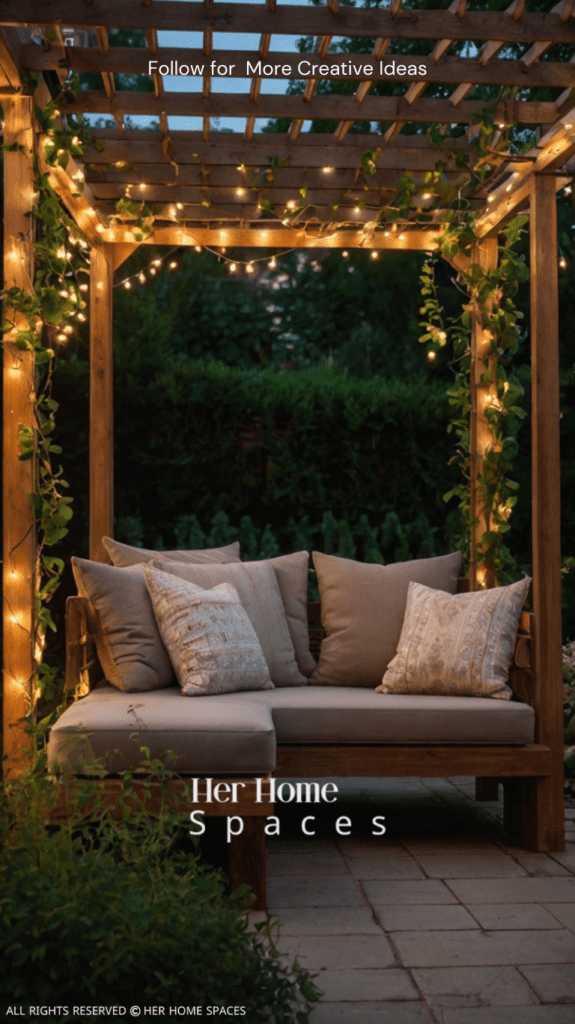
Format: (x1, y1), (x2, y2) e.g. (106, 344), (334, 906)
(2, 96), (36, 773)
(89, 244), (114, 562)
(469, 238), (499, 591)
(514, 173), (564, 851)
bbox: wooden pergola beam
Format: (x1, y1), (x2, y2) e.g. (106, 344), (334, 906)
(89, 246), (114, 563)
(2, 96), (36, 774)
(4, 4), (575, 44)
(23, 47), (575, 91)
(95, 225), (441, 251)
(65, 91), (559, 126)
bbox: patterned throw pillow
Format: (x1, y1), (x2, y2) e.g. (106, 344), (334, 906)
(143, 566), (273, 696)
(377, 577), (531, 700)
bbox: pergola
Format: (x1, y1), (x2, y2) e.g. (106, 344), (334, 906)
(1, 1), (574, 849)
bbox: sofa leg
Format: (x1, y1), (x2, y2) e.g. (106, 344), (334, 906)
(229, 816), (267, 911)
(503, 776), (565, 852)
(475, 777), (500, 801)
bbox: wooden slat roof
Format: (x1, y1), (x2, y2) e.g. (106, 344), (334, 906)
(1, 1), (575, 248)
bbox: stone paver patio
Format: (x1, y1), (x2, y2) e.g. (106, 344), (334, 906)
(249, 777), (575, 1024)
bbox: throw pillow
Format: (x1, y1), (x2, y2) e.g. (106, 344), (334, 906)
(309, 550), (463, 687)
(151, 557), (308, 687)
(143, 567), (273, 697)
(102, 536), (240, 567)
(377, 577), (531, 700)
(71, 557), (173, 693)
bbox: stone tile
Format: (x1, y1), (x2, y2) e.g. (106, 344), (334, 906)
(380, 904), (479, 931)
(470, 904), (564, 930)
(415, 854), (527, 878)
(520, 964), (575, 1003)
(442, 1008), (575, 1024)
(392, 929), (575, 968)
(314, 967), (418, 1002)
(265, 906), (383, 935)
(363, 879), (458, 905)
(268, 852), (347, 876)
(447, 877), (575, 904)
(514, 854), (572, 877)
(544, 904), (575, 932)
(267, 839), (337, 854)
(291, 933), (396, 970)
(403, 836), (503, 856)
(338, 837), (409, 857)
(349, 858), (426, 881)
(549, 850), (575, 875)
(310, 1002), (434, 1023)
(267, 874), (366, 908)
(412, 965), (538, 1008)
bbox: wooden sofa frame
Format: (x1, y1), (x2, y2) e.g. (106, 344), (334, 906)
(57, 579), (554, 910)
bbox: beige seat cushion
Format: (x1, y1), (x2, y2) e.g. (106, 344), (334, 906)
(309, 550), (463, 687)
(378, 578), (531, 700)
(103, 536), (240, 567)
(144, 568), (273, 696)
(47, 685), (276, 774)
(72, 557), (173, 693)
(153, 557), (308, 687)
(213, 687), (535, 745)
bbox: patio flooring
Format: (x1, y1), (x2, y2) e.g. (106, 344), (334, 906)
(248, 777), (575, 1024)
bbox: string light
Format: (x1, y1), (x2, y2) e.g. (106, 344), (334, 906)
(370, 251), (378, 260)
(559, 257), (568, 270)
(230, 263), (237, 272)
(427, 350), (436, 361)
(565, 185), (572, 195)
(79, 283), (89, 292)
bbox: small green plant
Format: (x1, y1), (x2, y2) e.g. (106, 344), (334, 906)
(0, 770), (319, 1022)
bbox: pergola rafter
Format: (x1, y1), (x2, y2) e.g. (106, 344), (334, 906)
(1, 2), (573, 852)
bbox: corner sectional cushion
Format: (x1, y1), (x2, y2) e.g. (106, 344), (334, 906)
(102, 536), (240, 567)
(378, 577), (531, 700)
(152, 557), (308, 687)
(47, 685), (276, 774)
(309, 550), (463, 687)
(72, 557), (173, 693)
(143, 567), (273, 696)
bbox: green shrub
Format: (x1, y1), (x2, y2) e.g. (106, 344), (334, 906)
(0, 775), (318, 1022)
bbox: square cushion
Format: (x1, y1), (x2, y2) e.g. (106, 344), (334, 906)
(309, 550), (463, 687)
(377, 577), (531, 700)
(153, 557), (308, 687)
(72, 557), (173, 693)
(143, 568), (273, 697)
(102, 536), (240, 567)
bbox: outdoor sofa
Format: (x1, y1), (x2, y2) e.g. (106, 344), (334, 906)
(48, 539), (548, 910)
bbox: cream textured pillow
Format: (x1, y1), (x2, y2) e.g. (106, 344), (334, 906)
(143, 567), (273, 697)
(71, 557), (173, 693)
(102, 536), (240, 567)
(377, 577), (531, 700)
(151, 557), (307, 687)
(309, 550), (463, 687)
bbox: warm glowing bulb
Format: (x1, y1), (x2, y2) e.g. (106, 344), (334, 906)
(176, 202), (184, 210)
(95, 224), (104, 234)
(236, 188), (245, 197)
(565, 185), (572, 195)
(149, 267), (156, 275)
(79, 283), (88, 292)
(153, 259), (162, 266)
(322, 166), (333, 173)
(56, 247), (66, 259)
(398, 234), (405, 240)
(194, 245), (202, 253)
(59, 290), (68, 298)
(77, 313), (86, 321)
(124, 280), (132, 289)
(421, 192), (432, 200)
(169, 261), (177, 269)
(559, 257), (568, 269)
(71, 135), (80, 145)
(371, 251), (378, 259)
(138, 273), (146, 284)
(246, 263), (254, 273)
(342, 250), (349, 258)
(139, 183), (146, 190)
(57, 332), (67, 342)
(427, 350), (436, 361)
(384, 231), (390, 237)
(63, 325), (74, 335)
(487, 195), (494, 204)
(268, 258), (277, 269)
(287, 200), (295, 210)
(230, 263), (237, 272)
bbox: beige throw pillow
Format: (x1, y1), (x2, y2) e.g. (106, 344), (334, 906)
(71, 557), (173, 693)
(377, 577), (531, 700)
(102, 536), (240, 567)
(152, 557), (308, 687)
(309, 550), (463, 687)
(143, 568), (273, 697)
